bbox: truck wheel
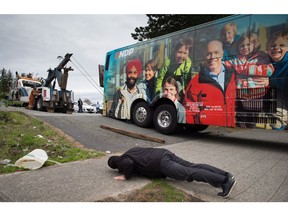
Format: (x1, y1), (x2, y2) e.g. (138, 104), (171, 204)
(153, 104), (177, 135)
(36, 96), (44, 111)
(132, 101), (152, 128)
(185, 124), (209, 132)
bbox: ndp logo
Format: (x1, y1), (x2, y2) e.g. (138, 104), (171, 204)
(115, 48), (134, 58)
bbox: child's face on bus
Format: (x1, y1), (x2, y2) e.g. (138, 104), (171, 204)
(222, 27), (235, 44)
(239, 38), (254, 56)
(145, 65), (156, 81)
(163, 82), (177, 101)
(175, 45), (189, 64)
(268, 36), (288, 62)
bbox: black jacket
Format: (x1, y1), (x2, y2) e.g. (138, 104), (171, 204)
(117, 147), (167, 179)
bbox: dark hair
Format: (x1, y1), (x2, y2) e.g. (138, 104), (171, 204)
(173, 37), (193, 55)
(108, 156), (119, 169)
(267, 30), (288, 49)
(145, 59), (158, 71)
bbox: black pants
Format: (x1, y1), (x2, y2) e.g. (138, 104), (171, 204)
(160, 150), (227, 187)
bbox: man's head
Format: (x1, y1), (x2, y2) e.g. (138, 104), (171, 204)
(205, 40), (224, 75)
(126, 59), (142, 89)
(108, 156), (120, 169)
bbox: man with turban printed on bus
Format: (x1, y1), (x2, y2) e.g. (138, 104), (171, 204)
(108, 147), (236, 198)
(109, 59), (143, 119)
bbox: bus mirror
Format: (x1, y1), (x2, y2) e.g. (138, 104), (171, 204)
(98, 64), (104, 87)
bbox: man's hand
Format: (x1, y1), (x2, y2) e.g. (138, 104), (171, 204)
(114, 175), (126, 180)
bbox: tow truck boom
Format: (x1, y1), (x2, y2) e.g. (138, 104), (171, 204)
(43, 53), (73, 90)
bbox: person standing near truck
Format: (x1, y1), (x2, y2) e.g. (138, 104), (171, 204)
(27, 84), (38, 109)
(96, 101), (100, 113)
(78, 98), (83, 113)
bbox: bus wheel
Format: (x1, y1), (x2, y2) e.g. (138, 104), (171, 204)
(185, 124), (209, 132)
(132, 101), (152, 128)
(36, 96), (44, 111)
(153, 104), (177, 135)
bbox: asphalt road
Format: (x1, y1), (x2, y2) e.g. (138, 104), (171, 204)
(1, 106), (288, 204)
(1, 106), (288, 154)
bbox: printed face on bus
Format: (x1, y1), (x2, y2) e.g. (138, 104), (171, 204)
(239, 38), (254, 56)
(126, 65), (139, 85)
(205, 40), (224, 74)
(145, 65), (156, 81)
(268, 36), (288, 62)
(163, 82), (177, 101)
(222, 27), (235, 44)
(175, 45), (190, 64)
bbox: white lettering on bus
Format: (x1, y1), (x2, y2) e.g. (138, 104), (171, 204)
(118, 48), (134, 58)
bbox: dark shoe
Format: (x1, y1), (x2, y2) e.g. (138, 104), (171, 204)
(226, 172), (234, 179)
(218, 177), (236, 198)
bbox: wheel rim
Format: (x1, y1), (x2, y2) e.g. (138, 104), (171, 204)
(37, 98), (42, 110)
(157, 110), (171, 128)
(37, 100), (41, 110)
(135, 107), (147, 123)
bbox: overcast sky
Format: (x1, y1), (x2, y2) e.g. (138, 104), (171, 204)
(0, 14), (148, 102)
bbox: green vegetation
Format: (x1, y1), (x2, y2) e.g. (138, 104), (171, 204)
(0, 110), (201, 202)
(0, 68), (13, 100)
(129, 179), (202, 202)
(0, 111), (105, 174)
(101, 179), (202, 202)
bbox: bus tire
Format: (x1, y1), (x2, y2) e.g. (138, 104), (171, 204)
(132, 101), (152, 128)
(153, 104), (177, 135)
(36, 96), (44, 111)
(185, 124), (209, 132)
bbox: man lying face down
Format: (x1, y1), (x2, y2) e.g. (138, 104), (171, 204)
(108, 147), (236, 198)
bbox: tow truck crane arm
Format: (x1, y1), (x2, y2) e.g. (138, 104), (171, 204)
(43, 53), (73, 90)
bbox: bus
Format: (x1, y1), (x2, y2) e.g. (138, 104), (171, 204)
(101, 14), (288, 134)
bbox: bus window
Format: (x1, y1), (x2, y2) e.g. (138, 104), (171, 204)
(105, 54), (111, 71)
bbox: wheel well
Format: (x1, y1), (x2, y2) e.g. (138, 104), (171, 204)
(152, 98), (175, 111)
(130, 99), (152, 119)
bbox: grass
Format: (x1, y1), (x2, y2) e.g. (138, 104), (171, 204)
(0, 110), (202, 202)
(0, 111), (105, 174)
(100, 179), (202, 202)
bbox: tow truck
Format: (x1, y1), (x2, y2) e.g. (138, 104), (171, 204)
(33, 53), (74, 113)
(8, 72), (42, 106)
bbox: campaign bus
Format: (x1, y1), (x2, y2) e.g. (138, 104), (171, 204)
(100, 14), (288, 134)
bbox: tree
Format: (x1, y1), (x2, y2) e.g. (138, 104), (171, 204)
(0, 68), (13, 99)
(83, 98), (92, 105)
(132, 15), (231, 41)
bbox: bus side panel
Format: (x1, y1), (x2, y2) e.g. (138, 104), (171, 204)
(103, 14), (288, 131)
